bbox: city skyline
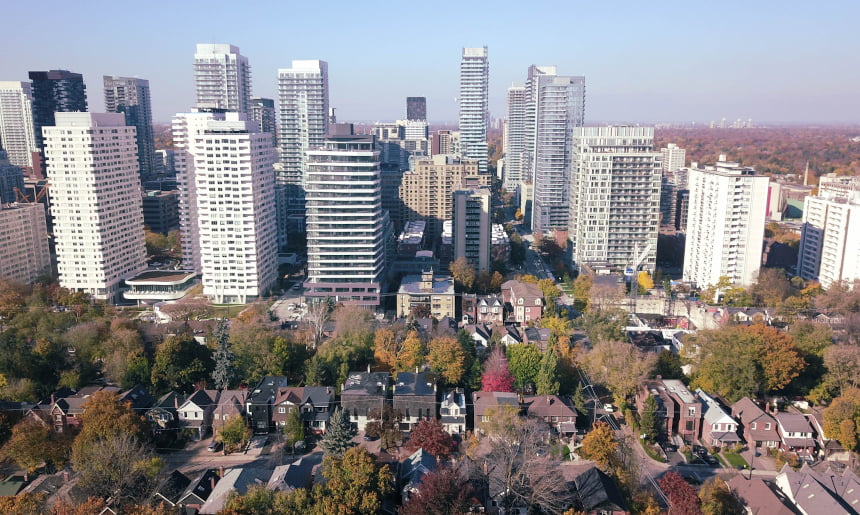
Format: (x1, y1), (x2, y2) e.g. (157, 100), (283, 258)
(1, 1), (858, 125)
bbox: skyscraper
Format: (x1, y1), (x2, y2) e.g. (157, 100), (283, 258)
(527, 66), (585, 233)
(43, 113), (147, 303)
(406, 97), (426, 121)
(0, 203), (50, 284)
(568, 126), (661, 273)
(28, 70), (88, 150)
(458, 47), (489, 174)
(0, 150), (25, 204)
(797, 193), (860, 289)
(173, 111), (278, 303)
(502, 83), (526, 192)
(682, 156), (769, 288)
(104, 76), (157, 180)
(0, 81), (37, 169)
(304, 129), (392, 307)
(250, 97), (277, 147)
(661, 143), (686, 174)
(193, 44), (251, 114)
(453, 188), (492, 272)
(277, 60), (329, 245)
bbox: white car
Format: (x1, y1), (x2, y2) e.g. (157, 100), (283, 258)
(603, 404), (615, 413)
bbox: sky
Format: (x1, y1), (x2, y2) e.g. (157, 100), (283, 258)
(2, 0), (859, 124)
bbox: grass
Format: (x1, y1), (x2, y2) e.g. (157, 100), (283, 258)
(715, 454), (729, 467)
(723, 452), (749, 468)
(211, 304), (248, 318)
(639, 437), (666, 463)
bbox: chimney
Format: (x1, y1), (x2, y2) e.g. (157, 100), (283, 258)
(367, 364), (371, 373)
(211, 475), (216, 490)
(51, 394), (55, 405)
(174, 393), (179, 410)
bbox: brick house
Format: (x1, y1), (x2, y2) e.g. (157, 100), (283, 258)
(501, 280), (543, 325)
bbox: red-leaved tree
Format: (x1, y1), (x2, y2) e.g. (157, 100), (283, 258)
(406, 418), (454, 460)
(481, 347), (515, 392)
(399, 466), (473, 515)
(658, 471), (703, 515)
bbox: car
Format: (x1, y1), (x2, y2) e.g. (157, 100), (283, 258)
(705, 456), (719, 466)
(207, 440), (222, 452)
(662, 443), (678, 453)
(603, 403), (615, 412)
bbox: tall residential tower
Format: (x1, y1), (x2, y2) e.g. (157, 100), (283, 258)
(28, 70), (88, 150)
(193, 44), (252, 114)
(459, 47), (489, 174)
(104, 76), (157, 180)
(0, 81), (37, 169)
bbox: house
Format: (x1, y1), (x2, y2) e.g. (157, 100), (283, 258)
(695, 389), (741, 447)
(501, 280), (543, 324)
(272, 387), (305, 429)
(340, 371), (390, 430)
(637, 379), (701, 444)
(774, 413), (816, 457)
(399, 448), (437, 503)
(177, 389), (219, 440)
(272, 386), (334, 434)
(806, 410), (849, 461)
(153, 470), (191, 507)
(145, 391), (186, 432)
(522, 327), (551, 352)
(725, 476), (798, 515)
(462, 323), (492, 347)
(198, 467), (272, 514)
(393, 372), (437, 431)
(461, 293), (505, 325)
(267, 458), (315, 492)
(412, 316), (458, 339)
(731, 397), (781, 449)
(212, 389), (247, 434)
(565, 465), (629, 515)
(495, 325), (522, 346)
(627, 330), (672, 353)
(721, 307), (775, 326)
(246, 376), (289, 434)
(48, 385), (126, 433)
(523, 395), (577, 435)
(396, 269), (456, 319)
(118, 384), (154, 414)
(176, 468), (220, 511)
(773, 462), (860, 514)
(439, 388), (467, 435)
(473, 391), (520, 432)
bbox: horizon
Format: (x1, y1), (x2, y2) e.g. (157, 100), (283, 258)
(2, 1), (859, 125)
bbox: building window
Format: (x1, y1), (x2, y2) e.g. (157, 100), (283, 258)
(278, 407), (286, 414)
(687, 407), (696, 417)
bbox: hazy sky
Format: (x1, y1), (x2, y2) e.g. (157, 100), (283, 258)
(2, 0), (858, 124)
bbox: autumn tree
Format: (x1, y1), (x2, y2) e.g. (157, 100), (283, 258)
(399, 465), (473, 515)
(365, 406), (402, 451)
(2, 420), (69, 480)
(538, 278), (561, 309)
(581, 340), (656, 407)
(397, 331), (424, 372)
(427, 336), (466, 385)
(823, 344), (860, 395)
(698, 477), (744, 515)
(450, 257), (477, 292)
(150, 332), (214, 393)
(572, 273), (593, 311)
(0, 492), (47, 515)
(218, 414), (251, 453)
(319, 408), (356, 457)
(579, 422), (618, 470)
(406, 418), (454, 459)
(637, 271), (655, 293)
(747, 324), (805, 392)
(506, 343), (542, 391)
(315, 446), (392, 515)
(822, 387), (860, 452)
(658, 471), (703, 515)
(481, 347), (515, 392)
(304, 298), (333, 348)
(283, 408), (305, 448)
(577, 307), (626, 344)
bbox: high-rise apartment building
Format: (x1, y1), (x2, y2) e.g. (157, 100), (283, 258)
(193, 44), (251, 114)
(173, 111), (278, 303)
(527, 66), (586, 233)
(277, 60), (329, 245)
(104, 76), (157, 180)
(0, 151), (25, 204)
(406, 97), (426, 121)
(250, 97), (277, 147)
(399, 155), (492, 240)
(568, 126), (661, 273)
(0, 203), (50, 284)
(431, 130), (459, 156)
(661, 143), (686, 174)
(682, 156), (769, 288)
(0, 82), (37, 169)
(43, 113), (146, 303)
(502, 83), (526, 192)
(459, 47), (489, 174)
(797, 193), (860, 289)
(28, 70), (88, 150)
(304, 130), (392, 307)
(453, 188), (491, 271)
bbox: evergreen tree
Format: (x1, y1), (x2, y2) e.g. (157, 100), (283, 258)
(535, 347), (560, 395)
(572, 380), (587, 414)
(639, 395), (658, 443)
(211, 318), (235, 390)
(320, 408), (356, 457)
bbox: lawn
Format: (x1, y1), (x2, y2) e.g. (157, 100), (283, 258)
(723, 452), (749, 468)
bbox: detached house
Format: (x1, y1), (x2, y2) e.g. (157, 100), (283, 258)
(246, 376), (289, 434)
(440, 388), (467, 435)
(731, 397), (780, 449)
(272, 386), (334, 434)
(501, 280), (543, 324)
(393, 372), (437, 431)
(775, 413), (816, 457)
(695, 389), (741, 447)
(178, 389), (219, 440)
(523, 395), (577, 435)
(637, 379), (701, 444)
(213, 390), (247, 433)
(146, 391), (186, 433)
(473, 391), (520, 432)
(461, 293), (505, 325)
(341, 371), (390, 430)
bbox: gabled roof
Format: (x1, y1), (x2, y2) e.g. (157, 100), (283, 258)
(274, 387), (304, 406)
(118, 384), (154, 411)
(400, 448), (437, 485)
(696, 389), (738, 427)
(267, 458), (314, 492)
(199, 467), (272, 514)
(775, 412), (813, 434)
(463, 324), (492, 342)
(501, 280), (542, 299)
(178, 468), (219, 505)
(726, 476), (798, 515)
(473, 391), (519, 418)
(302, 386), (334, 406)
(776, 464), (860, 514)
(179, 389), (218, 411)
(572, 466), (627, 512)
(154, 470), (191, 506)
(394, 372), (435, 397)
(215, 390), (247, 418)
(523, 395), (576, 420)
(247, 376), (289, 405)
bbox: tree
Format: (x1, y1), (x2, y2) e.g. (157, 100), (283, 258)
(74, 390), (148, 447)
(639, 395), (658, 443)
(750, 268), (794, 307)
(399, 466), (473, 515)
(823, 344), (860, 395)
(654, 349), (685, 380)
(427, 336), (466, 385)
(822, 388), (860, 452)
(304, 298), (332, 348)
(577, 307), (626, 344)
(535, 347), (560, 395)
(579, 422), (618, 469)
(747, 324), (804, 392)
(144, 229), (169, 256)
(538, 278), (561, 304)
(397, 331), (424, 372)
(0, 492), (47, 515)
(506, 343), (542, 391)
(581, 340), (656, 407)
(320, 408), (356, 457)
(637, 271), (655, 292)
(365, 406), (402, 451)
(283, 408), (305, 448)
(658, 471), (703, 515)
(72, 433), (163, 506)
(572, 274), (593, 311)
(373, 328), (399, 371)
(2, 420), (68, 480)
(481, 347), (514, 392)
(218, 414), (251, 453)
(406, 418), (454, 459)
(450, 257), (476, 292)
(698, 477), (744, 515)
(211, 318), (236, 390)
(315, 446), (392, 515)
(520, 274), (539, 284)
(150, 332), (215, 393)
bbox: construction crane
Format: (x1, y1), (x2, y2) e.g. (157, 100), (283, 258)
(625, 243), (652, 313)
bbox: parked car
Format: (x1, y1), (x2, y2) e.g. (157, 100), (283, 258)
(603, 403), (615, 413)
(207, 440), (222, 452)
